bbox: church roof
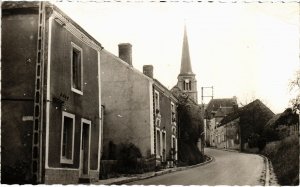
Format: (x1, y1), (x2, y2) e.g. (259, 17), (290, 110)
(180, 25), (194, 75)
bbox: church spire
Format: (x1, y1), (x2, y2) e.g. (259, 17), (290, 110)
(180, 24), (193, 75)
(176, 23), (198, 103)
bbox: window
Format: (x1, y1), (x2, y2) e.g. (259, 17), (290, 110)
(171, 135), (178, 160)
(61, 112), (75, 164)
(183, 79), (191, 91)
(71, 43), (83, 95)
(156, 129), (161, 157)
(171, 102), (176, 123)
(162, 131), (166, 162)
(154, 90), (160, 111)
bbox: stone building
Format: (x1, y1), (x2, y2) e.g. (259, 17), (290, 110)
(100, 44), (178, 167)
(216, 99), (274, 151)
(2, 2), (103, 184)
(204, 97), (238, 147)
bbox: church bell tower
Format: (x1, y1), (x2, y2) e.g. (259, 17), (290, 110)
(177, 24), (198, 103)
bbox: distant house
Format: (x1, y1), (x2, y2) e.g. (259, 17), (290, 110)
(100, 43), (178, 168)
(266, 108), (299, 138)
(204, 97), (238, 147)
(2, 2), (103, 184)
(218, 99), (275, 151)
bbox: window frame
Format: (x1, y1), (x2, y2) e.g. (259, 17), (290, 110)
(80, 118), (92, 176)
(156, 128), (161, 158)
(71, 42), (83, 95)
(60, 111), (76, 164)
(154, 90), (160, 110)
(171, 101), (175, 124)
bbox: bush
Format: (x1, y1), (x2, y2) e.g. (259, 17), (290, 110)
(261, 135), (299, 186)
(116, 143), (143, 174)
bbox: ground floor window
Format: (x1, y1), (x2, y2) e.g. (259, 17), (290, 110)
(60, 112), (75, 164)
(162, 131), (166, 162)
(156, 129), (161, 158)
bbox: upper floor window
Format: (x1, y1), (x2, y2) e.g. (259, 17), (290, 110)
(171, 102), (176, 123)
(154, 90), (160, 111)
(71, 42), (83, 95)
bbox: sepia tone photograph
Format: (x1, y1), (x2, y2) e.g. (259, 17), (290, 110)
(1, 0), (299, 185)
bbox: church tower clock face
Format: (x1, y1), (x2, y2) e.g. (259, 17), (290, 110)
(176, 24), (198, 103)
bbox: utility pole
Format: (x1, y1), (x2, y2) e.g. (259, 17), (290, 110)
(201, 86), (214, 147)
(201, 86), (214, 106)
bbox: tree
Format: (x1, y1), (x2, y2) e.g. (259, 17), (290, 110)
(171, 87), (205, 165)
(289, 69), (300, 113)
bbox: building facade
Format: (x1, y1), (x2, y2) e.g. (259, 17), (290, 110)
(214, 118), (240, 150)
(2, 2), (103, 184)
(153, 80), (178, 166)
(100, 44), (178, 167)
(216, 99), (275, 151)
(204, 97), (238, 147)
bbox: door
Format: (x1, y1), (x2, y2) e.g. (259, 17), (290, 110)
(80, 120), (91, 177)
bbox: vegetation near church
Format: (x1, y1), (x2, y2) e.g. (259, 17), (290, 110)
(172, 88), (205, 165)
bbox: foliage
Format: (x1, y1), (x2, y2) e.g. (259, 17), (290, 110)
(100, 142), (155, 177)
(261, 135), (299, 185)
(261, 127), (280, 142)
(289, 69), (300, 113)
(171, 88), (205, 165)
(238, 100), (274, 150)
(115, 143), (142, 174)
(1, 160), (33, 184)
(178, 141), (204, 166)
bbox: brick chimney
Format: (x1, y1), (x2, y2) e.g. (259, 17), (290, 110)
(232, 96), (238, 112)
(143, 65), (153, 78)
(118, 43), (132, 66)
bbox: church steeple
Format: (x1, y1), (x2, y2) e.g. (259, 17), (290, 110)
(177, 24), (198, 103)
(180, 24), (193, 75)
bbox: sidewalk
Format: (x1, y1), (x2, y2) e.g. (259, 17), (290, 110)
(94, 155), (213, 185)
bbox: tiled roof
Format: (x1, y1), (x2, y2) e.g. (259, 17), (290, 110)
(220, 99), (275, 126)
(205, 98), (237, 119)
(266, 108), (298, 127)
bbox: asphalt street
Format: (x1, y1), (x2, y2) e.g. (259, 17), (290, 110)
(126, 148), (264, 185)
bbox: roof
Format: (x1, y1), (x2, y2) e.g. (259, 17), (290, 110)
(205, 98), (237, 119)
(220, 99), (275, 126)
(179, 24), (194, 75)
(154, 79), (178, 102)
(266, 108), (299, 128)
(266, 114), (281, 127)
(215, 107), (234, 118)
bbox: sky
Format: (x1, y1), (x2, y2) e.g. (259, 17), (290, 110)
(54, 1), (299, 113)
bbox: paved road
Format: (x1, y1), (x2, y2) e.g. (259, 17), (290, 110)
(126, 148), (264, 185)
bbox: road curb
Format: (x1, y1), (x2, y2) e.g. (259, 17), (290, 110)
(260, 154), (270, 186)
(108, 154), (214, 185)
(258, 154), (279, 186)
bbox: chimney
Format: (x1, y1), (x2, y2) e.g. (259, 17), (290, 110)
(232, 96), (238, 112)
(143, 65), (153, 78)
(118, 43), (132, 66)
